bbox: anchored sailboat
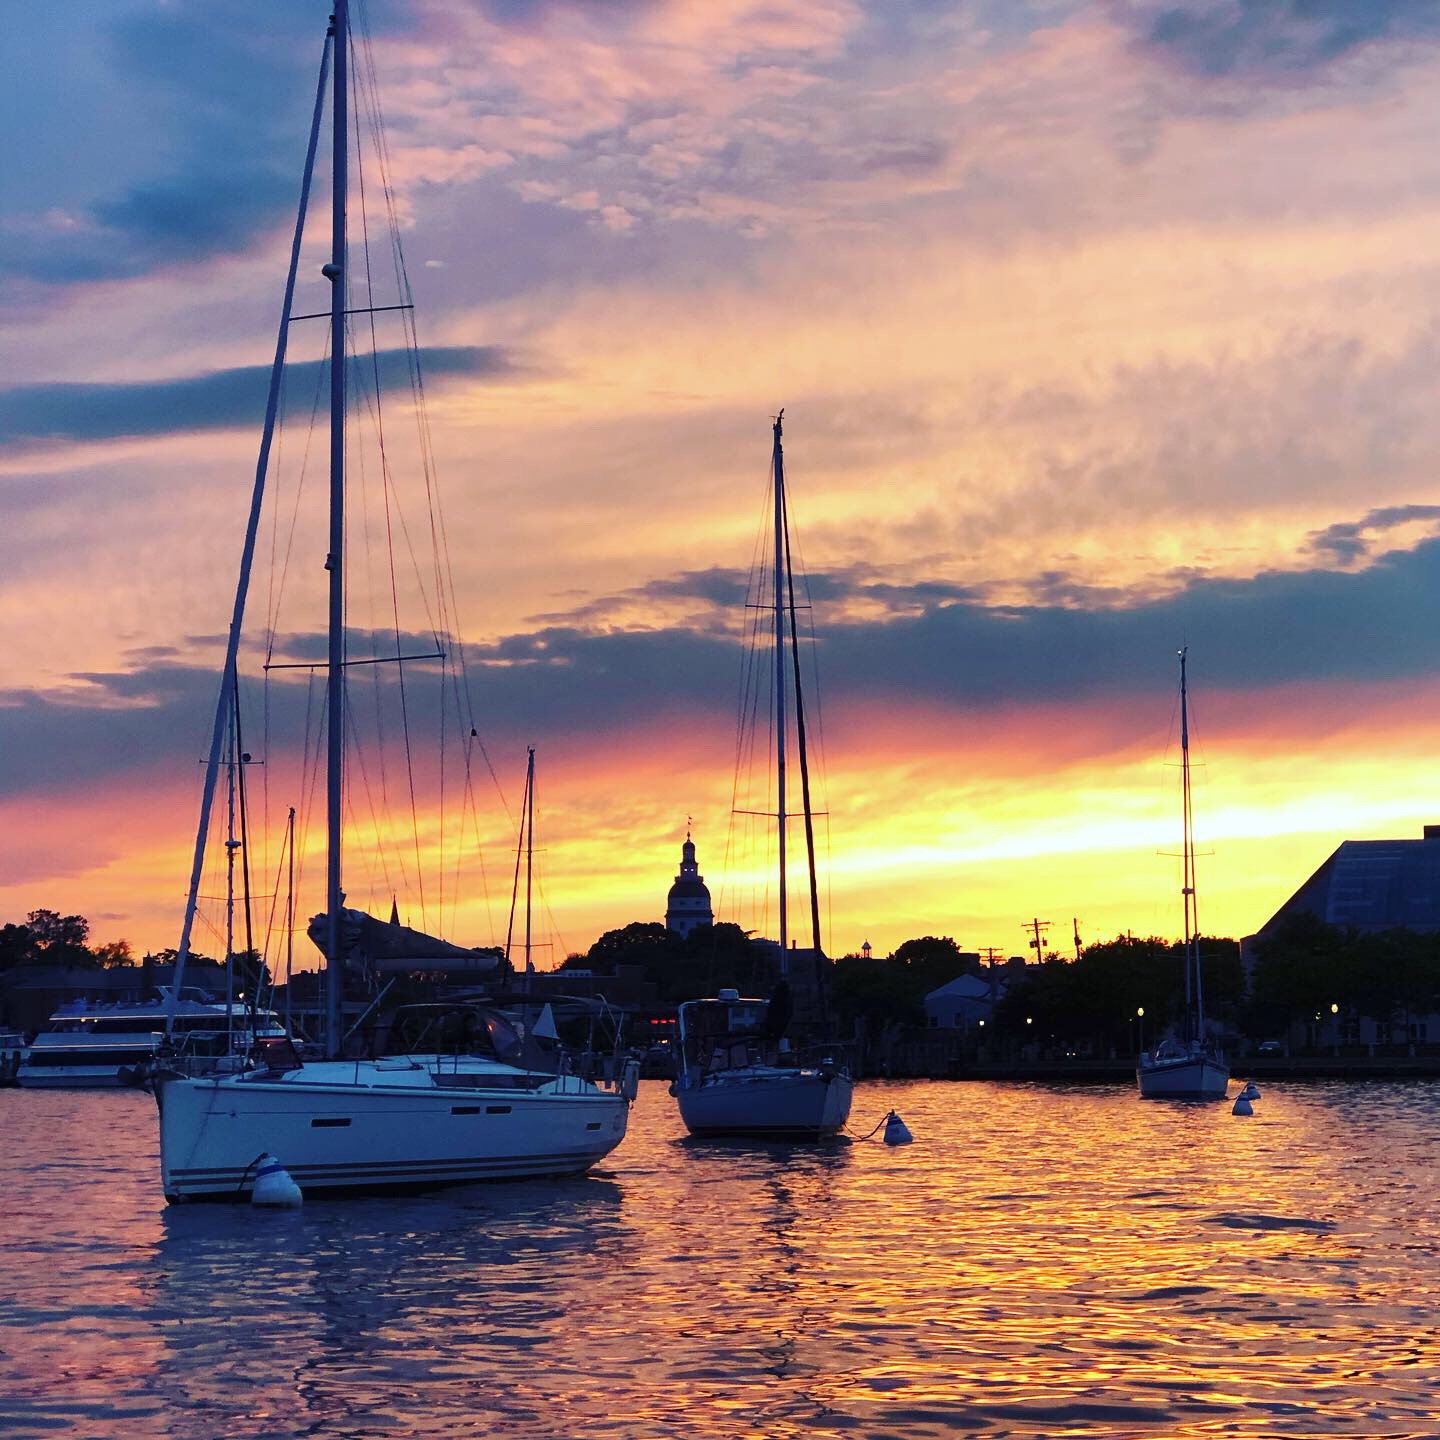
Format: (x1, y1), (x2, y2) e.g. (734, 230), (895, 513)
(1137, 648), (1230, 1101)
(672, 413), (853, 1138)
(151, 1), (633, 1201)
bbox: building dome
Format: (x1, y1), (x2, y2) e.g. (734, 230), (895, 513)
(665, 832), (714, 937)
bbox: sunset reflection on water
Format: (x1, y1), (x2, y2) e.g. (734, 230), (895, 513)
(3, 1080), (1439, 1438)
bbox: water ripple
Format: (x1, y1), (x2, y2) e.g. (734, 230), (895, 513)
(3, 1081), (1440, 1437)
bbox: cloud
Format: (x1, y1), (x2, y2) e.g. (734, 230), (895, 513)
(0, 347), (513, 450)
(1136, 0), (1440, 79)
(11, 521), (1440, 803)
(1305, 504), (1440, 564)
(492, 533), (1440, 723)
(0, 4), (324, 288)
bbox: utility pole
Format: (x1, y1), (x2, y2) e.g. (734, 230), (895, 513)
(1023, 917), (1051, 962)
(1072, 917), (1083, 961)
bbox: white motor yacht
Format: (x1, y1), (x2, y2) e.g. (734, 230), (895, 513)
(18, 988), (284, 1089)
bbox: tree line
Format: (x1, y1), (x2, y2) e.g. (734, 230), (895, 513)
(0, 910), (133, 971)
(570, 914), (1440, 1047)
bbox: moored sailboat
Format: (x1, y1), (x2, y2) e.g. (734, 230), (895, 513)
(1137, 648), (1230, 1101)
(672, 414), (853, 1138)
(151, 0), (633, 1201)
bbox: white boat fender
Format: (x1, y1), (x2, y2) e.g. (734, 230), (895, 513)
(1240, 1082), (1260, 1101)
(1231, 1095), (1253, 1117)
(883, 1111), (913, 1146)
(620, 1057), (641, 1103)
(251, 1154), (303, 1207)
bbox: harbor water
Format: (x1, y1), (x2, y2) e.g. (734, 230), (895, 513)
(3, 1078), (1440, 1438)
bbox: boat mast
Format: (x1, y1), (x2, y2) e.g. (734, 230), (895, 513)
(772, 411), (788, 975)
(1178, 646), (1201, 1041)
(324, 0), (349, 1058)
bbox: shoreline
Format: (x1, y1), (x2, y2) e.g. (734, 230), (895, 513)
(903, 1055), (1440, 1083)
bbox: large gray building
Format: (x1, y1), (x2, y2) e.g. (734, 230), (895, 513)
(1256, 824), (1440, 936)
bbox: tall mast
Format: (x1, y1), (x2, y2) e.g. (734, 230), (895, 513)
(1179, 647), (1201, 1039)
(772, 410), (788, 974)
(323, 0), (349, 1058)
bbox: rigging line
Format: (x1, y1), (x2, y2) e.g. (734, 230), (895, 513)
(295, 703), (328, 940)
(293, 668), (326, 930)
(352, 42), (426, 932)
(721, 469), (773, 918)
(357, 0), (506, 895)
(168, 27), (332, 1031)
(257, 815), (292, 967)
(503, 752), (531, 961)
(264, 326), (329, 665)
(342, 677), (401, 909)
(788, 493), (832, 937)
(233, 674), (259, 1041)
(260, 361), (289, 888)
(782, 481), (823, 960)
(789, 498), (832, 809)
(346, 363), (408, 902)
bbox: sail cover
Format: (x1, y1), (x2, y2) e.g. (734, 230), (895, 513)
(307, 907), (503, 975)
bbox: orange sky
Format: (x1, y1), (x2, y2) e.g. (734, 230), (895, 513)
(6, 1), (1440, 968)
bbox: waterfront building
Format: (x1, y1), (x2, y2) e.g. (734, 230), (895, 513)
(664, 831), (714, 937)
(1255, 824), (1440, 936)
(924, 971), (1004, 1033)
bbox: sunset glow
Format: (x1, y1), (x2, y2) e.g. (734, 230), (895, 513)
(6, 0), (1440, 965)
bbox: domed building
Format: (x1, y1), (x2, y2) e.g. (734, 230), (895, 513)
(665, 830), (714, 937)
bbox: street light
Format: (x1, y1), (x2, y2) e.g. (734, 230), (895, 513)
(1331, 1001), (1340, 1057)
(1136, 1006), (1145, 1053)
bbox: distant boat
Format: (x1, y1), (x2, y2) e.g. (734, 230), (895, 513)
(671, 413), (853, 1139)
(148, 0), (634, 1201)
(18, 988), (284, 1089)
(1137, 648), (1230, 1101)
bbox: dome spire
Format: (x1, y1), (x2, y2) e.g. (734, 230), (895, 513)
(666, 822), (713, 935)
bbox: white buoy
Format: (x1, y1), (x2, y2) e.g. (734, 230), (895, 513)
(251, 1154), (303, 1207)
(1240, 1082), (1261, 1101)
(1232, 1095), (1253, 1117)
(883, 1110), (913, 1145)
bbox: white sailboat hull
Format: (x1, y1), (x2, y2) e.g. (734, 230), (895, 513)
(676, 1068), (852, 1138)
(1137, 1054), (1229, 1101)
(157, 1063), (628, 1201)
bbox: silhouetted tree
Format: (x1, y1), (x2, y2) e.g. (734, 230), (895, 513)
(92, 940), (135, 968)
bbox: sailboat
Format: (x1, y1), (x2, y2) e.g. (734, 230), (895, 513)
(1137, 648), (1230, 1101)
(671, 413), (854, 1138)
(150, 0), (633, 1202)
